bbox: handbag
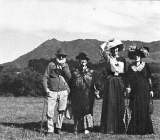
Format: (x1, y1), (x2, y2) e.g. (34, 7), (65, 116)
(149, 97), (154, 114)
(60, 75), (70, 94)
(65, 103), (73, 120)
(84, 114), (93, 128)
(64, 81), (70, 94)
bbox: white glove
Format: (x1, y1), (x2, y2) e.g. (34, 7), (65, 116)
(100, 42), (107, 51)
(46, 88), (50, 93)
(126, 88), (131, 94)
(99, 42), (110, 57)
(95, 90), (100, 99)
(61, 63), (67, 68)
(82, 65), (87, 70)
(94, 85), (100, 99)
(150, 91), (154, 97)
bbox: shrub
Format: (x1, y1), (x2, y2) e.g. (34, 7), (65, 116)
(0, 67), (44, 97)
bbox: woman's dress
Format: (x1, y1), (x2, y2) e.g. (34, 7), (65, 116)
(127, 61), (154, 135)
(100, 55), (126, 134)
(70, 67), (95, 131)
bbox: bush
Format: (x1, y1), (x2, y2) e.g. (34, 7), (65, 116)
(1, 58), (160, 99)
(152, 73), (160, 99)
(0, 67), (44, 97)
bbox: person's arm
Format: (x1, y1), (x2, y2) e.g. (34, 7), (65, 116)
(102, 50), (110, 62)
(99, 42), (110, 62)
(123, 58), (127, 87)
(62, 63), (71, 80)
(146, 63), (154, 97)
(148, 78), (153, 91)
(148, 78), (154, 97)
(125, 64), (131, 95)
(43, 62), (53, 93)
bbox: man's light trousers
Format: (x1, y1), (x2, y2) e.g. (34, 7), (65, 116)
(47, 90), (68, 132)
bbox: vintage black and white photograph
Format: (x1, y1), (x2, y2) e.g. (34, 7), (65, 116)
(0, 0), (160, 139)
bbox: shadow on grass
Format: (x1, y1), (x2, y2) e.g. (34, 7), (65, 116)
(0, 121), (100, 133)
(0, 121), (47, 133)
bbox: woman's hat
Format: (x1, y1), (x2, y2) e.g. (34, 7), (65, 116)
(102, 38), (125, 52)
(75, 52), (90, 61)
(128, 45), (149, 59)
(55, 48), (67, 56)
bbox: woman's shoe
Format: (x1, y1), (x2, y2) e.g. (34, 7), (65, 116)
(74, 130), (78, 135)
(84, 130), (89, 134)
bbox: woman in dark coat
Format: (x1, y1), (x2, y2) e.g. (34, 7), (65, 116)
(126, 45), (154, 135)
(99, 39), (127, 134)
(70, 52), (96, 134)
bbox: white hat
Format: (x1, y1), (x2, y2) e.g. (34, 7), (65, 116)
(100, 39), (125, 52)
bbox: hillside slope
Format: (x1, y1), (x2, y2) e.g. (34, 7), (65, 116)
(2, 39), (160, 68)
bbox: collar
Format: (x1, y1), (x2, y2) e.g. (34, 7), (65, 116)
(131, 61), (145, 72)
(76, 66), (93, 74)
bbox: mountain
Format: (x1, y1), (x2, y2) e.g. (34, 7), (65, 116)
(150, 51), (160, 59)
(2, 38), (160, 68)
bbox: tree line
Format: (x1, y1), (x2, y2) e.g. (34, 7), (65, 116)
(0, 58), (160, 99)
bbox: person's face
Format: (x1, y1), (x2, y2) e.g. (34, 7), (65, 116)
(80, 59), (87, 66)
(134, 54), (141, 62)
(56, 55), (67, 64)
(111, 47), (119, 56)
(57, 55), (66, 60)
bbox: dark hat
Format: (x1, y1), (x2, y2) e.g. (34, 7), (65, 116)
(128, 45), (149, 59)
(75, 52), (90, 61)
(55, 48), (67, 56)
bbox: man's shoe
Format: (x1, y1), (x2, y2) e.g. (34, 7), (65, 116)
(56, 128), (62, 134)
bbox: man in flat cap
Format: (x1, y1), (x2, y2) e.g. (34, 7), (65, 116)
(43, 48), (71, 135)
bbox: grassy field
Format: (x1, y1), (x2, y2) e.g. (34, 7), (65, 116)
(0, 97), (160, 140)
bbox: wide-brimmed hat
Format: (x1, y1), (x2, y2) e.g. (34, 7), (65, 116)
(103, 39), (125, 52)
(55, 48), (67, 56)
(75, 52), (90, 61)
(128, 45), (149, 59)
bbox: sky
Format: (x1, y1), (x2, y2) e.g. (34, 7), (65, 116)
(0, 0), (160, 64)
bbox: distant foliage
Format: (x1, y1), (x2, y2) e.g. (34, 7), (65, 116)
(0, 67), (44, 97)
(0, 58), (160, 98)
(148, 63), (160, 73)
(152, 73), (160, 99)
(0, 65), (4, 72)
(28, 58), (49, 74)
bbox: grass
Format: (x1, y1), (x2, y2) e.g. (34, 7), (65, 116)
(0, 97), (160, 140)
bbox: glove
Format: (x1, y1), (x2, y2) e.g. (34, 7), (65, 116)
(46, 88), (50, 93)
(150, 91), (154, 97)
(100, 42), (107, 52)
(126, 87), (131, 94)
(94, 85), (100, 99)
(61, 63), (67, 68)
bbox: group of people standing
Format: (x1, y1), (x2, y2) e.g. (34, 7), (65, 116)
(43, 38), (154, 136)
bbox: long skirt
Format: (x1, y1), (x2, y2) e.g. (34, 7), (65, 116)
(127, 77), (154, 135)
(100, 76), (125, 134)
(72, 90), (94, 132)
